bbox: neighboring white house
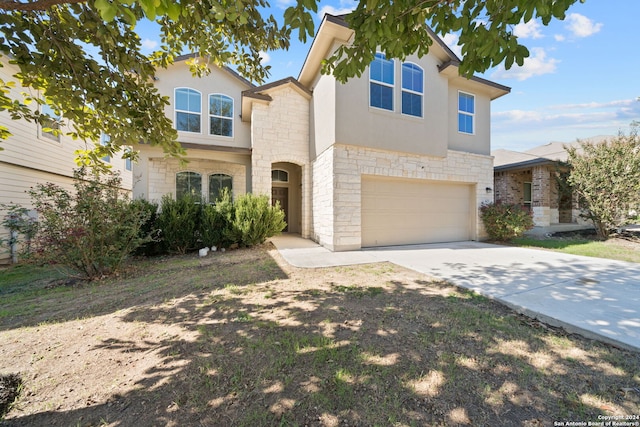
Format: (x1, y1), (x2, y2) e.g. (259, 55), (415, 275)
(0, 58), (133, 263)
(133, 14), (510, 251)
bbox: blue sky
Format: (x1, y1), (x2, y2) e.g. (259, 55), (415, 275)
(139, 0), (640, 153)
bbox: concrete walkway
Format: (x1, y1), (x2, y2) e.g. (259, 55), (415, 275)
(270, 234), (640, 352)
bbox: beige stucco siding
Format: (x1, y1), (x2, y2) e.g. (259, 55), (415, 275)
(331, 53), (449, 158)
(447, 81), (492, 155)
(153, 61), (252, 150)
(309, 72), (336, 160)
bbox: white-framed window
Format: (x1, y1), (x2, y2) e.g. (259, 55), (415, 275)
(271, 169), (289, 183)
(175, 88), (201, 133)
(209, 173), (233, 202)
(124, 147), (132, 171)
(369, 53), (394, 111)
(40, 103), (60, 141)
(458, 91), (475, 134)
(176, 171), (202, 199)
(100, 132), (110, 163)
(401, 62), (424, 118)
(209, 94), (233, 137)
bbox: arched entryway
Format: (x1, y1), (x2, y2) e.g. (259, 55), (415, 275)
(271, 162), (302, 233)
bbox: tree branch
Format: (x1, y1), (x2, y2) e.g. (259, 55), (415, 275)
(0, 0), (86, 12)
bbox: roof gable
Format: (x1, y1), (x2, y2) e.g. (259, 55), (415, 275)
(297, 14), (509, 99)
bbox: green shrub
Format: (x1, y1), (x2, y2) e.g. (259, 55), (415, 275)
(130, 199), (162, 256)
(156, 194), (202, 254)
(480, 201), (534, 241)
(28, 168), (152, 279)
(231, 193), (286, 246)
(0, 203), (38, 263)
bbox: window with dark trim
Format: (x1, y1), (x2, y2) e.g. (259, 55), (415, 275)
(271, 169), (289, 182)
(209, 173), (232, 202)
(176, 171), (202, 199)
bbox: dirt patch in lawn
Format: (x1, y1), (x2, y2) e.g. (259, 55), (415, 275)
(1, 243), (639, 426)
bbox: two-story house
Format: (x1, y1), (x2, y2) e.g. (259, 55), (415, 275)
(132, 14), (510, 251)
(0, 57), (133, 263)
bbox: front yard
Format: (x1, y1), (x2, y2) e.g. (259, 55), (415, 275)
(512, 233), (640, 263)
(1, 244), (639, 426)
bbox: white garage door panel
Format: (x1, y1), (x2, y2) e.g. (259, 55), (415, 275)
(362, 176), (473, 247)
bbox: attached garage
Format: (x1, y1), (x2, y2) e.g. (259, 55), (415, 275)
(361, 175), (475, 247)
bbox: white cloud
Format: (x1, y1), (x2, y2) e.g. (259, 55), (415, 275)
(141, 38), (159, 51)
(259, 51), (271, 64)
(565, 13), (603, 38)
(491, 47), (558, 81)
(491, 98), (638, 150)
(318, 5), (355, 19)
(442, 33), (462, 59)
(275, 0), (295, 9)
(554, 34), (565, 42)
(513, 20), (543, 39)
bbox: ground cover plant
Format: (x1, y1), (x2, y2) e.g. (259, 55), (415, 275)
(0, 244), (638, 426)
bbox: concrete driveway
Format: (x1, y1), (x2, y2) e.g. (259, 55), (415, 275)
(270, 235), (640, 352)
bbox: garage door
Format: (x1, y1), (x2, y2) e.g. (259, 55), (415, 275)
(361, 176), (473, 247)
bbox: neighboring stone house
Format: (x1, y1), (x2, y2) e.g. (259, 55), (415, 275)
(492, 138), (608, 227)
(133, 14), (510, 250)
(0, 58), (133, 264)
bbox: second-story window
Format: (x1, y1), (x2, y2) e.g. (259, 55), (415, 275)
(458, 91), (475, 134)
(100, 132), (111, 163)
(40, 103), (61, 141)
(209, 94), (233, 137)
(175, 88), (201, 133)
(369, 53), (394, 111)
(401, 62), (423, 117)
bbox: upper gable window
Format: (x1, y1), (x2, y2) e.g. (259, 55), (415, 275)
(458, 91), (475, 134)
(40, 103), (60, 141)
(209, 94), (233, 137)
(175, 88), (201, 133)
(369, 53), (394, 111)
(401, 62), (423, 118)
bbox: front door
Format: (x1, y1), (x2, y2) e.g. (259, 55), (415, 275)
(272, 187), (289, 232)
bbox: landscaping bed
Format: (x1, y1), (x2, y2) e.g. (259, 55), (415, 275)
(1, 244), (639, 426)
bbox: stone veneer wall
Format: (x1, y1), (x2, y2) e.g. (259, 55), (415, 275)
(250, 85), (311, 238)
(147, 158), (246, 203)
(532, 165), (558, 226)
(312, 144), (494, 251)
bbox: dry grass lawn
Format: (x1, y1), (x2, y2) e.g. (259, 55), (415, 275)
(0, 243), (639, 426)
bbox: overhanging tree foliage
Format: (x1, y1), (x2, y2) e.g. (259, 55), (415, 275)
(566, 129), (640, 240)
(1, 0), (584, 163)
